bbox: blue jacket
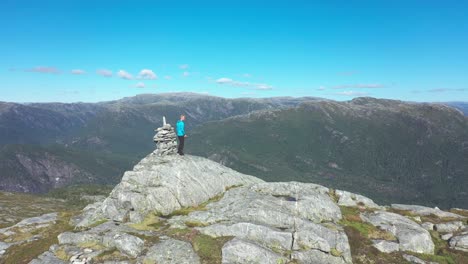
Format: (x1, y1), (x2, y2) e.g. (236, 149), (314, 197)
(176, 120), (185, 136)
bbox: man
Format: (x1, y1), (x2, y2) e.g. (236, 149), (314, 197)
(176, 114), (187, 155)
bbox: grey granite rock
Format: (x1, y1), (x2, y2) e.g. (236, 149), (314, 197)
(361, 211), (434, 254)
(292, 249), (348, 264)
(335, 190), (380, 209)
(75, 154), (263, 226)
(221, 238), (288, 264)
(441, 233), (453, 241)
(58, 232), (101, 245)
(434, 221), (464, 233)
(199, 222), (292, 251)
(372, 239), (399, 253)
(142, 238), (200, 264)
(111, 233), (144, 258)
(402, 254), (438, 264)
(0, 241), (10, 257)
(391, 204), (465, 219)
(0, 212), (58, 238)
(421, 222), (434, 231)
(29, 251), (66, 264)
(169, 182), (351, 263)
(449, 232), (468, 252)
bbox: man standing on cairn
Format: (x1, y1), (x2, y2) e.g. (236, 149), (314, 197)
(176, 114), (187, 155)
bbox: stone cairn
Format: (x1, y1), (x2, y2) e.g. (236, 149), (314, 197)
(153, 116), (178, 156)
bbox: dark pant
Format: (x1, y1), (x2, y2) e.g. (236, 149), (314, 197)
(177, 136), (185, 154)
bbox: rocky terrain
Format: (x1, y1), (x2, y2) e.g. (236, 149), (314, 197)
(1, 127), (466, 264)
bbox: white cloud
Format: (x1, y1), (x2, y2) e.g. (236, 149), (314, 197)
(254, 84), (273, 90)
(216, 77), (234, 84)
(96, 69), (113, 77)
(135, 82), (145, 88)
(138, 69), (157, 80)
(215, 77), (273, 90)
(182, 71), (190, 77)
(179, 64), (189, 69)
(428, 88), (466, 93)
(71, 69), (86, 75)
(334, 91), (369, 96)
(333, 83), (385, 89)
(118, 70), (133, 80)
(26, 66), (60, 74)
(164, 75), (172, 80)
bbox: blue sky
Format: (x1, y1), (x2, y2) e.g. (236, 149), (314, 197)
(1, 0), (467, 103)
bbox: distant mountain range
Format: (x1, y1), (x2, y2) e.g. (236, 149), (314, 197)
(445, 102), (468, 115)
(0, 93), (319, 192)
(189, 97), (468, 209)
(0, 93), (467, 209)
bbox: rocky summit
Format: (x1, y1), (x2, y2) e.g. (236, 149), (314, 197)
(5, 148), (467, 263)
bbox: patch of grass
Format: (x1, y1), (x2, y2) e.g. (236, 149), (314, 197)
(420, 214), (461, 224)
(330, 248), (342, 257)
(94, 249), (128, 262)
(339, 206), (396, 241)
(166, 193), (225, 218)
(53, 247), (69, 261)
(328, 189), (339, 203)
(192, 234), (233, 264)
(127, 232), (160, 245)
(225, 184), (243, 191)
(128, 212), (165, 231)
(77, 241), (105, 250)
(87, 219), (108, 228)
(450, 209), (468, 218)
(185, 220), (209, 228)
(343, 226), (409, 264)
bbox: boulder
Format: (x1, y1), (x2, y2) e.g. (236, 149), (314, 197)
(421, 222), (434, 231)
(142, 238), (200, 264)
(199, 222), (292, 251)
(449, 232), (468, 252)
(391, 204), (465, 219)
(372, 240), (399, 253)
(0, 241), (10, 257)
(361, 211), (434, 254)
(292, 249), (348, 264)
(58, 232), (101, 245)
(434, 221), (464, 233)
(441, 233), (453, 241)
(169, 182), (351, 263)
(335, 190), (380, 209)
(75, 154), (263, 226)
(402, 254), (438, 264)
(29, 251), (66, 264)
(110, 233), (144, 258)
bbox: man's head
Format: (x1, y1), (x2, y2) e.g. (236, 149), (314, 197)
(180, 114), (185, 121)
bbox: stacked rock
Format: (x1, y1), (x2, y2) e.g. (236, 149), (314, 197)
(153, 122), (178, 156)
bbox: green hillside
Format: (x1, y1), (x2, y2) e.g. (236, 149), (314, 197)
(189, 98), (468, 209)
